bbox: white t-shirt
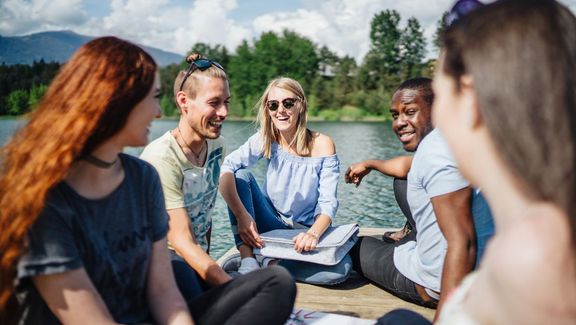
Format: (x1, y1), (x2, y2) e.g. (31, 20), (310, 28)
(393, 129), (469, 292)
(140, 131), (226, 252)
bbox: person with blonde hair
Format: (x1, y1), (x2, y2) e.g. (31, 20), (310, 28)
(0, 37), (295, 325)
(219, 77), (352, 284)
(141, 53), (231, 298)
(140, 54), (297, 323)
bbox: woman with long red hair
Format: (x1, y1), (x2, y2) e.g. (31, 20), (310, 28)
(0, 36), (193, 324)
(0, 36), (295, 325)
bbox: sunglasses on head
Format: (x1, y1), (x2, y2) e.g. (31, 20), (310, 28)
(266, 97), (299, 111)
(178, 58), (225, 91)
(444, 0), (484, 26)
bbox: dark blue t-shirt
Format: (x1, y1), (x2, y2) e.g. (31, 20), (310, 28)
(16, 154), (169, 324)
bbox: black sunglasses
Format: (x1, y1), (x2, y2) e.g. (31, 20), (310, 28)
(266, 97), (299, 111)
(178, 59), (225, 91)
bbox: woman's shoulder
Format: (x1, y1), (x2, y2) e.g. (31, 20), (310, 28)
(121, 153), (160, 179)
(495, 205), (572, 269)
(122, 152), (150, 166)
(483, 205), (576, 318)
(310, 131), (335, 157)
(233, 132), (264, 150)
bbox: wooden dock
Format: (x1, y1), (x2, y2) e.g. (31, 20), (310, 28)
(217, 228), (435, 322)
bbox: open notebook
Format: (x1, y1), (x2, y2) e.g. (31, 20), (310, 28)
(255, 223), (359, 265)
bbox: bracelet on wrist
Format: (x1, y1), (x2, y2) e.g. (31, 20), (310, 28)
(307, 229), (320, 240)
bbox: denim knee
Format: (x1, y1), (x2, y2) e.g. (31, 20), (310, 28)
(280, 254), (353, 285)
(234, 168), (255, 183)
(319, 254), (353, 285)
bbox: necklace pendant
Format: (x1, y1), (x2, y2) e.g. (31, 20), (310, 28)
(176, 126), (206, 163)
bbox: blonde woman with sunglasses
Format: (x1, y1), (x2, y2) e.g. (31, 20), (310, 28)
(219, 77), (352, 284)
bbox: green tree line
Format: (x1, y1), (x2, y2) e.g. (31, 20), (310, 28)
(1, 10), (443, 120)
(0, 60), (59, 116)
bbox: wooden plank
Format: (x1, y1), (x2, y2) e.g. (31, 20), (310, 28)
(217, 227), (435, 321)
(294, 271), (435, 321)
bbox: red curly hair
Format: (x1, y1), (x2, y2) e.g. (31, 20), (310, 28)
(0, 36), (157, 312)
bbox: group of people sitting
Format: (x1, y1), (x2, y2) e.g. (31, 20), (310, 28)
(1, 0), (575, 324)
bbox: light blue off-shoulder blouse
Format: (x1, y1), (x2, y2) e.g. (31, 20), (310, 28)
(221, 133), (340, 226)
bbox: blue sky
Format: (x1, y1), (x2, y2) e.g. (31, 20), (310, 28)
(2, 0), (576, 62)
(80, 0), (302, 25)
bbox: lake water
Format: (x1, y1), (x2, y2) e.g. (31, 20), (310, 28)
(1, 119), (406, 258)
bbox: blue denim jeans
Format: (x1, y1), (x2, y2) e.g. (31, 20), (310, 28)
(228, 169), (352, 285)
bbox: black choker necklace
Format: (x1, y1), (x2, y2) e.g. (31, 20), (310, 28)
(83, 155), (118, 169)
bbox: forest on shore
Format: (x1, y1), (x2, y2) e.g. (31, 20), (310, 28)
(0, 10), (447, 120)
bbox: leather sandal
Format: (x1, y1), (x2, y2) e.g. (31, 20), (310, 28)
(382, 222), (412, 243)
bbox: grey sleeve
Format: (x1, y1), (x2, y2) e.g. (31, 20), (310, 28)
(17, 192), (82, 279)
(147, 167), (169, 242)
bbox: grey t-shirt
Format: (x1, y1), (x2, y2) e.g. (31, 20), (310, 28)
(394, 129), (470, 292)
(16, 154), (168, 324)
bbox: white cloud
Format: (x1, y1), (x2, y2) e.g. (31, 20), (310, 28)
(252, 0), (455, 62)
(74, 0), (252, 57)
(171, 0), (251, 54)
(1, 0), (576, 63)
(0, 0), (88, 35)
(90, 0), (173, 48)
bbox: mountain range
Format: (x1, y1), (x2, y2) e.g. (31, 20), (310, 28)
(0, 31), (183, 67)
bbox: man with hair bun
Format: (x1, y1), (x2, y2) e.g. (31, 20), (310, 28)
(142, 52), (231, 298)
(141, 54), (296, 325)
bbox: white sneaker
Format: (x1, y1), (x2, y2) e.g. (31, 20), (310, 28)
(255, 254), (278, 267)
(237, 257), (260, 274)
